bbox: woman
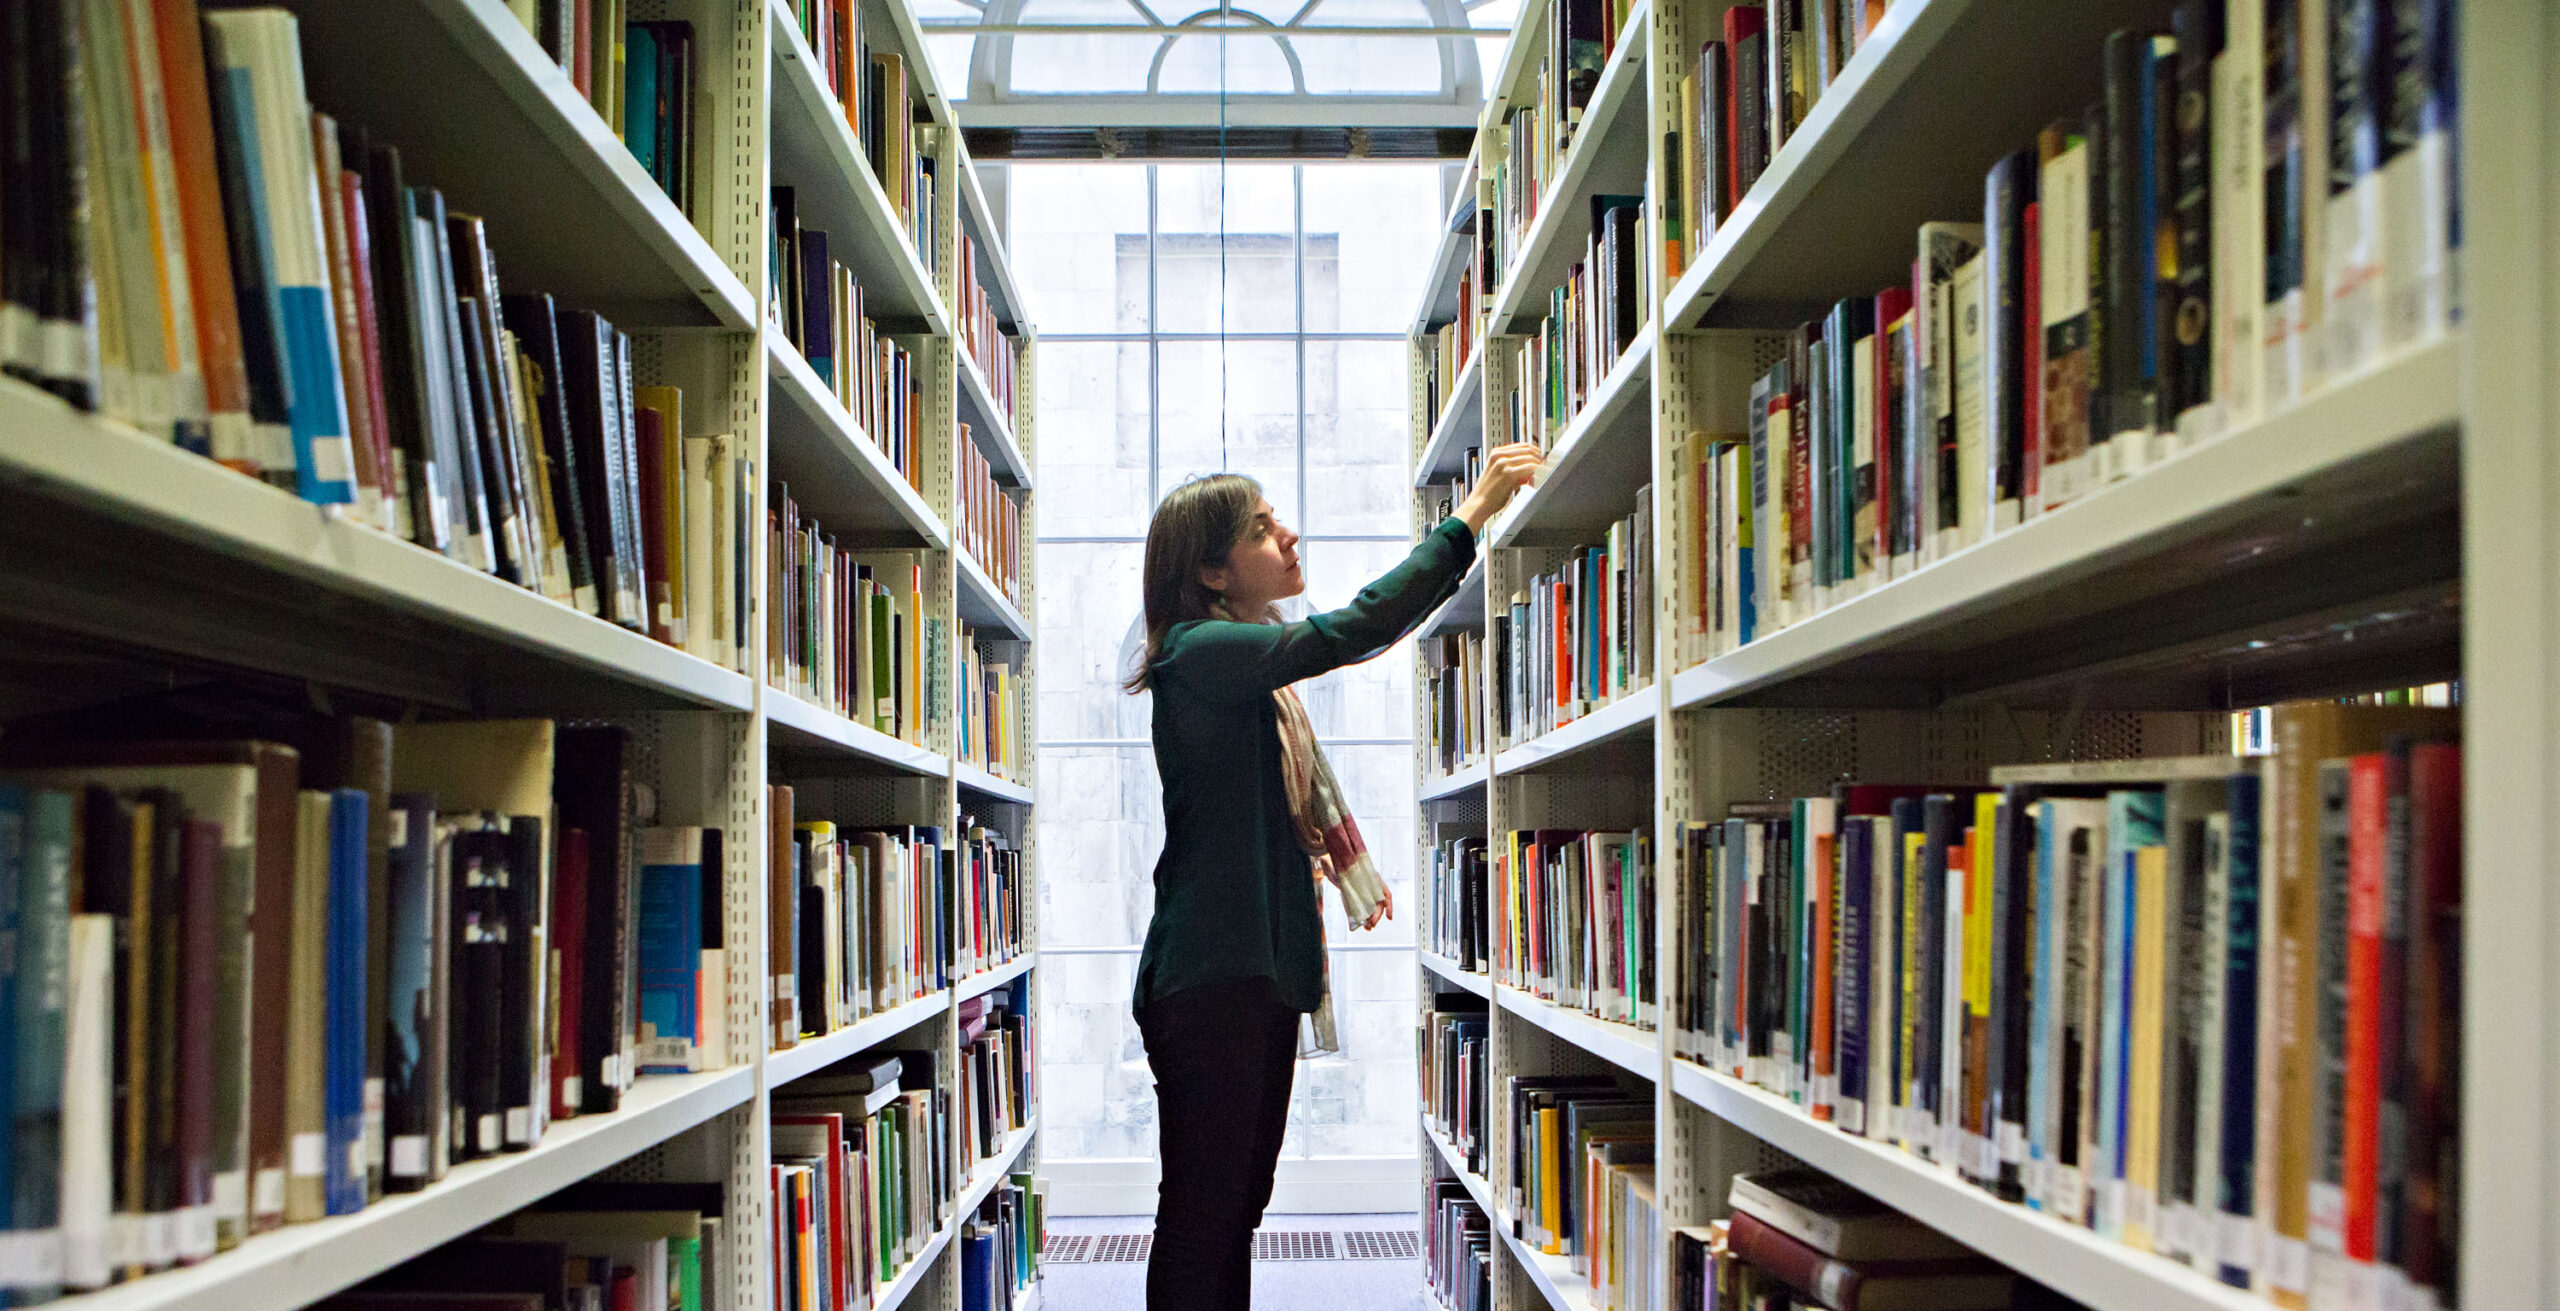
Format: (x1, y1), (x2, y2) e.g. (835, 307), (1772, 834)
(1125, 442), (1543, 1311)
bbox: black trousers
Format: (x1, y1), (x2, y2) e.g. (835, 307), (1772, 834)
(1138, 975), (1302, 1311)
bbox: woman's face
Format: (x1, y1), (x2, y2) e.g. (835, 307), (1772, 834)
(1201, 498), (1304, 612)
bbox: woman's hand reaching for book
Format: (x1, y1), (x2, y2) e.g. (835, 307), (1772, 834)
(1456, 443), (1543, 536)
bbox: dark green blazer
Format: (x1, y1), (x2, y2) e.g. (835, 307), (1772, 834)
(1134, 516), (1478, 1014)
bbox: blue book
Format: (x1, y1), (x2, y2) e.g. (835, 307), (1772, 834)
(2026, 800), (2062, 1208)
(637, 827), (706, 1075)
(624, 24), (660, 178)
(2216, 772), (2263, 1287)
(2100, 787), (2164, 1238)
(381, 795), (438, 1192)
(14, 790), (69, 1301)
(801, 230), (834, 389)
(325, 790), (369, 1216)
(204, 13), (357, 506)
(1836, 816), (1870, 1135)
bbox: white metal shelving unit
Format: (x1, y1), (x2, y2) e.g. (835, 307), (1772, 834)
(1411, 0), (2533, 1309)
(15, 0), (1043, 1308)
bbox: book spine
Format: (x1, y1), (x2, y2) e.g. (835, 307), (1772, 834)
(322, 791), (367, 1215)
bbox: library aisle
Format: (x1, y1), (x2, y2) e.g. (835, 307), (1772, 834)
(3, 0), (2554, 1309)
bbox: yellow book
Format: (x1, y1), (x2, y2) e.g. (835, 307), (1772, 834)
(2124, 842), (2169, 1252)
(1968, 793), (2000, 1173)
(1538, 1105), (1563, 1255)
(634, 385), (688, 649)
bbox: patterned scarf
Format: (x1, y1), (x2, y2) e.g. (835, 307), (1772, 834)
(1274, 683), (1386, 1057)
(1213, 602), (1387, 1055)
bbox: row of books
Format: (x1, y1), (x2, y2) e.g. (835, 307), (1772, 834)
(1497, 829), (1658, 1029)
(1500, 196), (1647, 455)
(960, 435), (1024, 607)
(2232, 682), (2457, 755)
(781, 820), (954, 1039)
(773, 188), (928, 490)
(772, 1048), (953, 1311)
(766, 495), (944, 747)
(1429, 836), (1492, 972)
(957, 1176), (1043, 1311)
(957, 985), (1034, 1173)
(958, 637), (1030, 785)
(1494, 495), (1655, 747)
(1425, 632), (1491, 778)
(310, 1178), (737, 1311)
(507, 0), (696, 220)
(956, 230), (1019, 423)
(1668, 0), (2460, 659)
(784, 0), (941, 262)
(1483, 0), (1641, 283)
(0, 716), (712, 1299)
(1, 6), (753, 676)
(1664, 0), (1884, 281)
(1665, 701), (2460, 1305)
(763, 788), (1029, 1050)
(1503, 1074), (1654, 1298)
(1420, 272), (1482, 431)
(1424, 1184), (1493, 1311)
(1668, 1169), (2022, 1311)
(1423, 1004), (1490, 1179)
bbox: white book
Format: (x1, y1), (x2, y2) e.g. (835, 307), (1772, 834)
(1951, 250), (1990, 552)
(1865, 817), (1896, 1140)
(2213, 0), (2267, 433)
(60, 916), (115, 1292)
(2038, 136), (2095, 512)
(2192, 811), (2233, 1271)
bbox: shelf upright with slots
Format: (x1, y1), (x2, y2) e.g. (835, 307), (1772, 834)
(1415, 0), (2527, 1305)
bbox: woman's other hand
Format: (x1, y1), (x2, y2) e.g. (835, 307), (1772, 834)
(1455, 443), (1542, 535)
(1360, 886), (1394, 932)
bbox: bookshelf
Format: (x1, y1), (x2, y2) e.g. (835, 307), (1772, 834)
(1412, 1), (2540, 1310)
(3, 1), (1040, 1309)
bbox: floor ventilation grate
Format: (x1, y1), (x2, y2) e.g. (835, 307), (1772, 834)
(1340, 1230), (1421, 1260)
(1043, 1235), (1094, 1263)
(1087, 1233), (1154, 1263)
(1252, 1231), (1336, 1261)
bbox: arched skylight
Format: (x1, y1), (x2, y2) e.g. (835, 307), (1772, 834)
(921, 0), (1517, 127)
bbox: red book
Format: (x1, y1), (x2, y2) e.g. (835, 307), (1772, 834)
(2020, 201), (2042, 507)
(551, 827), (589, 1120)
(1725, 1212), (2013, 1311)
(572, 0), (593, 94)
(2401, 742), (2460, 1298)
(2343, 752), (2387, 1262)
(776, 1114), (853, 1310)
(1551, 578), (1571, 721)
(1871, 287), (1913, 570)
(1720, 9), (1765, 207)
(1810, 829), (1836, 1121)
(338, 177), (399, 523)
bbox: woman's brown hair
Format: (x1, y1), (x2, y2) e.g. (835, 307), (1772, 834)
(1124, 473), (1270, 692)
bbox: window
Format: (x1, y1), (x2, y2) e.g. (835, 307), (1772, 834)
(1018, 161), (1449, 1164)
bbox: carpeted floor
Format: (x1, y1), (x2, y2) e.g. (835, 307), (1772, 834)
(1036, 1214), (1428, 1311)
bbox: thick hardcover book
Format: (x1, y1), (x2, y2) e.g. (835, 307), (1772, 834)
(635, 827), (705, 1074)
(1730, 11), (1770, 195)
(769, 786), (798, 1048)
(2171, 1), (2222, 429)
(405, 187), (494, 571)
(353, 142), (449, 552)
(10, 790), (72, 1298)
(286, 791), (331, 1222)
(550, 827), (590, 1121)
(551, 726), (634, 1113)
(173, 815), (224, 1260)
(557, 311), (642, 631)
(382, 794), (439, 1192)
(2398, 743), (2457, 1304)
(1984, 151), (2033, 528)
(499, 816), (547, 1149)
(500, 294), (599, 614)
(1728, 1169), (1977, 1262)
(1725, 1212), (2012, 1311)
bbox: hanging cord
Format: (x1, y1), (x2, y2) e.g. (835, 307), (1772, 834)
(1217, 4), (1231, 472)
